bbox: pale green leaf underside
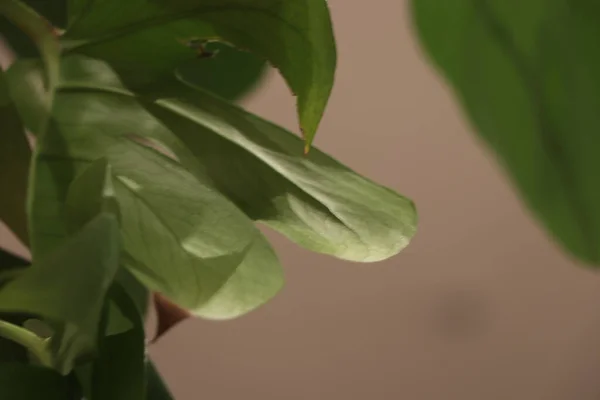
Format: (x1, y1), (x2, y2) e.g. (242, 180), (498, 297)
(39, 56), (417, 263)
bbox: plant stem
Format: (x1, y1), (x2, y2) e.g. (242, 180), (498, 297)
(0, 319), (53, 368)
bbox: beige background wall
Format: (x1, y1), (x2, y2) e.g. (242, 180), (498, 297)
(4, 1), (600, 399)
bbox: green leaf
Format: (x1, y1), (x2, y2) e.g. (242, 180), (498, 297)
(90, 284), (146, 400)
(0, 69), (30, 245)
(65, 158), (117, 233)
(0, 0), (67, 57)
(146, 361), (174, 400)
(137, 81), (418, 263)
(24, 68), (284, 318)
(62, 0), (336, 148)
(19, 55), (417, 263)
(107, 140), (284, 319)
(176, 42), (266, 102)
(0, 362), (72, 399)
(0, 249), (30, 363)
(1, 0), (61, 136)
(411, 0), (600, 264)
(0, 214), (121, 374)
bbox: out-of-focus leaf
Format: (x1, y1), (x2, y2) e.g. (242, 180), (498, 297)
(0, 0), (67, 57)
(15, 56), (417, 263)
(146, 361), (174, 400)
(62, 0), (336, 148)
(90, 284), (145, 400)
(1, 0), (61, 136)
(0, 69), (30, 245)
(411, 0), (600, 264)
(0, 214), (120, 374)
(0, 362), (72, 399)
(0, 247), (28, 269)
(0, 249), (30, 363)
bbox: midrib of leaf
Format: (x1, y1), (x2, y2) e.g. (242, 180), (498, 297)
(64, 2), (309, 53)
(56, 83), (366, 251)
(472, 0), (597, 259)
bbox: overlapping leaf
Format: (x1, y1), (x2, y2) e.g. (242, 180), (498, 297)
(9, 55), (417, 322)
(61, 0), (336, 148)
(0, 214), (120, 374)
(412, 0), (600, 264)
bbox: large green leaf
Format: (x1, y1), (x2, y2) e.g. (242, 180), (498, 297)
(0, 69), (30, 245)
(27, 87), (284, 318)
(411, 0), (600, 264)
(62, 0), (336, 148)
(0, 362), (72, 399)
(20, 56), (416, 262)
(0, 214), (121, 374)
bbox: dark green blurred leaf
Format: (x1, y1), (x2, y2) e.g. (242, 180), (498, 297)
(0, 249), (29, 363)
(62, 0), (336, 148)
(0, 214), (121, 374)
(90, 284), (145, 400)
(412, 0), (600, 264)
(0, 0), (67, 57)
(0, 69), (30, 245)
(146, 361), (174, 400)
(0, 362), (72, 399)
(0, 247), (28, 268)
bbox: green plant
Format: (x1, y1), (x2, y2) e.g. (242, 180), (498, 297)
(412, 0), (600, 265)
(0, 0), (417, 398)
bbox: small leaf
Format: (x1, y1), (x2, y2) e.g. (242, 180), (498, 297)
(0, 214), (121, 374)
(62, 0), (336, 147)
(0, 362), (72, 399)
(411, 0), (600, 264)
